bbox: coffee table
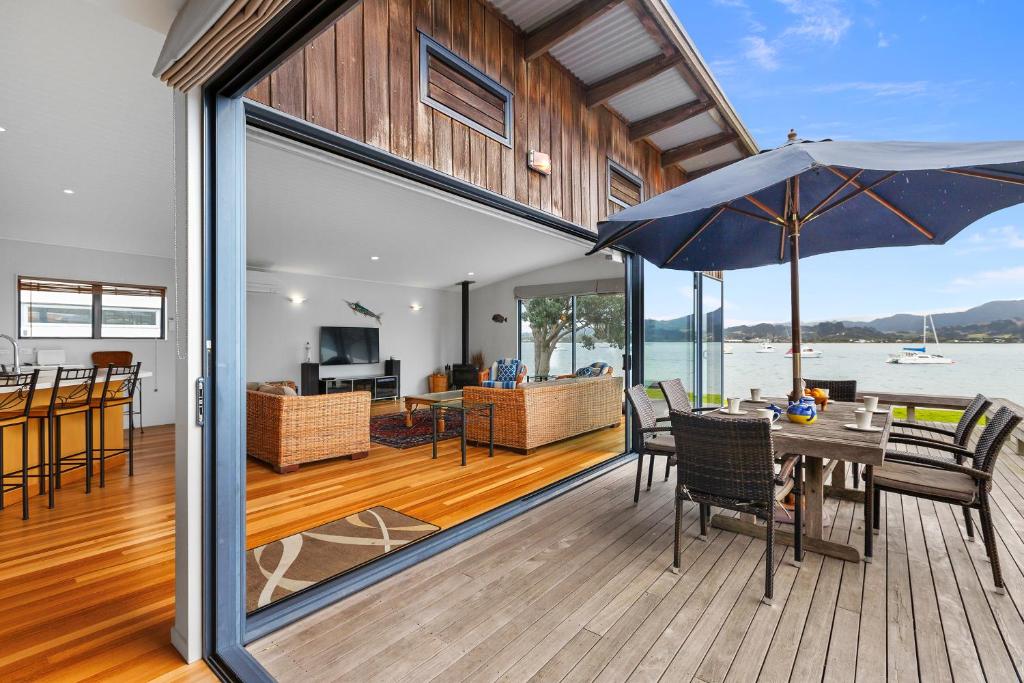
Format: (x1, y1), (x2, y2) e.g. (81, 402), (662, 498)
(404, 390), (463, 431)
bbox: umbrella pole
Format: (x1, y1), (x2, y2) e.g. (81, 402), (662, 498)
(789, 221), (803, 402)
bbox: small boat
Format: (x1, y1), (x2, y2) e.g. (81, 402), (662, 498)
(785, 345), (822, 358)
(723, 344), (734, 355)
(756, 342), (775, 353)
(887, 314), (955, 365)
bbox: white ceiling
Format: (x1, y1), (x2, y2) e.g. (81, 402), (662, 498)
(246, 130), (597, 291)
(0, 0), (178, 258)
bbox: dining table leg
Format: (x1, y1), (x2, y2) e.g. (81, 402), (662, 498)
(825, 460), (864, 502)
(709, 454), (861, 563)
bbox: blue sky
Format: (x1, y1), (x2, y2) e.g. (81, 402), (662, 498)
(653, 0), (1024, 326)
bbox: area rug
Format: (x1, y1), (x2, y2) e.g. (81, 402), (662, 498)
(370, 409), (463, 448)
(246, 506), (439, 612)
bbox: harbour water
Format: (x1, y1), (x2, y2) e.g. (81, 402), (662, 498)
(523, 341), (1024, 404)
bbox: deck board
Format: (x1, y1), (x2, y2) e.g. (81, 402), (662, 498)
(251, 419), (1024, 682)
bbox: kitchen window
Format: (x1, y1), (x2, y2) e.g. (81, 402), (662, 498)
(18, 276), (166, 339)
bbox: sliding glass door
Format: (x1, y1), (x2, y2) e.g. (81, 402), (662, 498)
(641, 262), (696, 400)
(698, 274), (724, 407)
(518, 292), (626, 380)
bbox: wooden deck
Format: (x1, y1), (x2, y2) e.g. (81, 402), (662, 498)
(250, 419), (1024, 682)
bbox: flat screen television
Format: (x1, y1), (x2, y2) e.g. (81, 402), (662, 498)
(320, 326), (380, 365)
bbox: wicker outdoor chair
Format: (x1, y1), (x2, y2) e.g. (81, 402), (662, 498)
(891, 393), (990, 448)
(625, 384), (678, 503)
(668, 410), (803, 605)
(659, 378), (721, 415)
(865, 406), (1021, 592)
(804, 378), (863, 486)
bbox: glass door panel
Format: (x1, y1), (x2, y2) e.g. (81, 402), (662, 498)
(642, 262), (696, 402)
(519, 296), (573, 380)
(574, 292), (626, 376)
(699, 274), (724, 408)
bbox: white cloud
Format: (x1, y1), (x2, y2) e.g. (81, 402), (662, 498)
(743, 36), (780, 70)
(811, 80), (929, 97)
(877, 31), (892, 48)
(947, 266), (1024, 291)
(777, 0), (852, 45)
(956, 225), (1024, 253)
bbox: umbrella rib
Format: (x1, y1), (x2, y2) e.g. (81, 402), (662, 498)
(942, 168), (1024, 187)
(743, 195), (784, 223)
(723, 204), (784, 226)
(660, 205), (727, 267)
(801, 168), (863, 222)
(592, 219), (656, 251)
(825, 167), (936, 240)
(805, 172), (898, 223)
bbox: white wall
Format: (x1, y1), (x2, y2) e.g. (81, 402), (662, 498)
(469, 255), (626, 368)
(0, 238), (177, 426)
(246, 270), (462, 395)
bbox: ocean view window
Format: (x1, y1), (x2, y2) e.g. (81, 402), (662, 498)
(18, 276), (166, 339)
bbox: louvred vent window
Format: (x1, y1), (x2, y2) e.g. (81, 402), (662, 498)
(608, 161), (644, 215)
(420, 33), (513, 146)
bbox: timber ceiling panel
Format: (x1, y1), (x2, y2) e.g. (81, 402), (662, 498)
(605, 69), (697, 123)
(548, 4), (662, 85)
(679, 142), (745, 173)
(648, 110), (724, 152)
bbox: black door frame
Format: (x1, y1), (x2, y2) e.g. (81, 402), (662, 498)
(200, 2), (646, 678)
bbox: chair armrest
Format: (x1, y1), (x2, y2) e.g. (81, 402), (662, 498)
(691, 406), (720, 413)
(555, 373), (574, 379)
(655, 415), (672, 422)
(883, 452), (990, 481)
(887, 435), (972, 458)
(775, 454), (800, 484)
(891, 421), (955, 437)
(886, 433), (956, 450)
(640, 426), (673, 435)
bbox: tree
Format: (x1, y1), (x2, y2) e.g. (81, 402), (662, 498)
(522, 294), (625, 375)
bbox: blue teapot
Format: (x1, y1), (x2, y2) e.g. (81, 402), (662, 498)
(786, 396), (818, 425)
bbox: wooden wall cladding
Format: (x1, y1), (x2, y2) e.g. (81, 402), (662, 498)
(245, 0), (688, 233)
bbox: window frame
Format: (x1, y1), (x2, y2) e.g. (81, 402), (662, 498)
(607, 159), (644, 212)
(17, 275), (167, 340)
(418, 31), (514, 147)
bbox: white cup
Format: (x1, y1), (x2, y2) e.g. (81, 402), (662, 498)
(756, 407), (778, 423)
(863, 395), (879, 412)
(750, 387), (762, 401)
(727, 397), (743, 414)
(855, 408), (872, 430)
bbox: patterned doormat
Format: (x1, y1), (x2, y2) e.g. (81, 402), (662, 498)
(370, 409), (463, 449)
(246, 506), (439, 612)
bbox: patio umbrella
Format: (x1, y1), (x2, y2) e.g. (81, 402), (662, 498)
(588, 132), (1024, 400)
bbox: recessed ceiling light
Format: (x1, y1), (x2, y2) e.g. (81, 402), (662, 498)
(288, 295), (306, 304)
(63, 189), (75, 195)
(0, 126), (6, 132)
(370, 256), (380, 261)
(467, 272), (475, 276)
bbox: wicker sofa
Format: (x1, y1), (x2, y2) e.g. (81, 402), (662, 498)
(246, 390), (371, 473)
(463, 375), (623, 453)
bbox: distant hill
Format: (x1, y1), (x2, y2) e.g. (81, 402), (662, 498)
(845, 300), (1024, 333)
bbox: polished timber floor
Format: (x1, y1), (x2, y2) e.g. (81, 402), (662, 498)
(250, 422), (1024, 682)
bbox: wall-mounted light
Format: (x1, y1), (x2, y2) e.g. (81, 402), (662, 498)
(528, 150), (551, 175)
(410, 303), (423, 311)
(370, 256), (380, 261)
(288, 294), (307, 304)
(63, 188), (75, 195)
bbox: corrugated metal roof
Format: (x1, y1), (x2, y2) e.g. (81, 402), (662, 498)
(548, 4), (662, 85)
(648, 110), (723, 151)
(679, 142), (744, 173)
(605, 69), (696, 123)
(487, 0), (569, 33)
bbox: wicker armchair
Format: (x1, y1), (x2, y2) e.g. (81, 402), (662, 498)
(803, 378), (857, 402)
(668, 410), (803, 605)
(625, 384), (676, 503)
(867, 407), (1021, 592)
(658, 378), (720, 414)
(891, 393), (990, 448)
(246, 390), (371, 473)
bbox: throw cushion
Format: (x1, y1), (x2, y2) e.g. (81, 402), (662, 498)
(481, 379), (517, 389)
(258, 383), (297, 396)
(495, 358), (520, 383)
(575, 362), (610, 377)
(247, 382), (260, 391)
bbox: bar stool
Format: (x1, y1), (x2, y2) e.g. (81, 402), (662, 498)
(90, 362), (142, 486)
(0, 370), (40, 519)
(91, 352), (143, 433)
(27, 367), (98, 507)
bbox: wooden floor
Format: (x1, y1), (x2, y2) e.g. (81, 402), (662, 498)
(250, 423), (1024, 682)
(245, 399), (626, 547)
(0, 424), (213, 682)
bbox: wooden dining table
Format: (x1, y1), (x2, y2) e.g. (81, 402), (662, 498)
(709, 398), (891, 563)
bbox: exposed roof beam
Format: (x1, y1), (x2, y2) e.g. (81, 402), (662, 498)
(524, 0), (624, 61)
(628, 99), (715, 141)
(625, 0), (674, 56)
(661, 131), (739, 167)
(585, 54), (681, 108)
(687, 160), (735, 179)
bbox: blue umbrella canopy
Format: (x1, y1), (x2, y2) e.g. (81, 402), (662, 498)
(590, 135), (1024, 397)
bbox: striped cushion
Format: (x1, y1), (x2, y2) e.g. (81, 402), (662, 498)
(494, 358), (521, 383)
(575, 362), (610, 377)
(481, 380), (517, 389)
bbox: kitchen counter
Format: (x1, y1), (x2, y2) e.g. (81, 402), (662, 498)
(0, 369), (152, 393)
